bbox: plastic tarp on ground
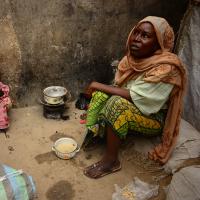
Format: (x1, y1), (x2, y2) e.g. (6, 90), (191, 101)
(176, 2), (200, 132)
(166, 165), (200, 200)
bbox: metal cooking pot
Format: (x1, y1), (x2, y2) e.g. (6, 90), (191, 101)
(43, 86), (69, 105)
(52, 137), (80, 160)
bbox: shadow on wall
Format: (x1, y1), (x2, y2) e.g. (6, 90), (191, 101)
(0, 0), (188, 107)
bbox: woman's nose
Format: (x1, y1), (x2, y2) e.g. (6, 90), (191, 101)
(134, 34), (141, 42)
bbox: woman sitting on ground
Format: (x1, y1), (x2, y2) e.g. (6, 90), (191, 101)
(83, 16), (187, 179)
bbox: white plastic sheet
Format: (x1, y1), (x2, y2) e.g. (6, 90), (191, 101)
(176, 3), (200, 132)
(164, 119), (200, 173)
(112, 177), (159, 200)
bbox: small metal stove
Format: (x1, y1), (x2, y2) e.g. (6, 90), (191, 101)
(39, 98), (69, 120)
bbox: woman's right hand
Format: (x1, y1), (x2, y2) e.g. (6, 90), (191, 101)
(85, 81), (99, 97)
(85, 81), (131, 101)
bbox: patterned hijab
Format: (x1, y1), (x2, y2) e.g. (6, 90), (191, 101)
(115, 16), (187, 164)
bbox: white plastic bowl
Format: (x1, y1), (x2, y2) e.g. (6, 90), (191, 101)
(52, 137), (80, 160)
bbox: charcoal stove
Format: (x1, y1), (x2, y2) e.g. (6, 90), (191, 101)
(39, 98), (69, 120)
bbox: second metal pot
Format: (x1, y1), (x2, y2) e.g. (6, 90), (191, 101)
(43, 86), (67, 105)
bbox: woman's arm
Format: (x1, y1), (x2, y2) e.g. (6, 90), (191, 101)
(85, 81), (131, 101)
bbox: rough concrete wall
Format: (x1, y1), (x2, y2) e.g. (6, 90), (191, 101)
(0, 0), (187, 107)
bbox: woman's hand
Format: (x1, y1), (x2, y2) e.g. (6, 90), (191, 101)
(85, 81), (100, 97)
(85, 81), (132, 101)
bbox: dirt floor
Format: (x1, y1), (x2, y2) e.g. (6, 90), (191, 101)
(0, 102), (171, 200)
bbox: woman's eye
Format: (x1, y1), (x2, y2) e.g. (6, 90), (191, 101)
(142, 34), (149, 38)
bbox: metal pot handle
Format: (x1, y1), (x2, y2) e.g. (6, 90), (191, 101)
(65, 91), (72, 103)
(75, 146), (80, 153)
(52, 146), (56, 152)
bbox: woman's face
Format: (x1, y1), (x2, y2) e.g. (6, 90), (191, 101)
(129, 22), (160, 58)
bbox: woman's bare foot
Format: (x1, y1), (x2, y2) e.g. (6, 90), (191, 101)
(83, 159), (121, 179)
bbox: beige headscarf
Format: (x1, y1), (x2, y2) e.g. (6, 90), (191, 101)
(115, 16), (187, 164)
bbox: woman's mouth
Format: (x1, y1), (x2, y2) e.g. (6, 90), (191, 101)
(130, 45), (140, 51)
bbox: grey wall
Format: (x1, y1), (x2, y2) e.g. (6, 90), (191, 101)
(0, 0), (188, 107)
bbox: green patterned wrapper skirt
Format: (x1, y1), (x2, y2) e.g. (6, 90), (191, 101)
(86, 91), (166, 139)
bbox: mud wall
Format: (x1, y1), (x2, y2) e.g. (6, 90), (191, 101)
(0, 0), (188, 107)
